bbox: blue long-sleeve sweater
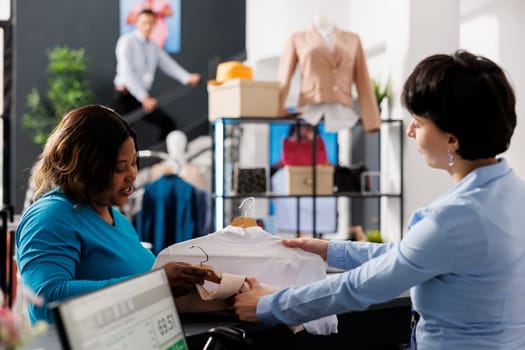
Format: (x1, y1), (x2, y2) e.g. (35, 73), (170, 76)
(16, 188), (155, 324)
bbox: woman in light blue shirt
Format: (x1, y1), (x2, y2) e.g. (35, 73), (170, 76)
(16, 105), (209, 323)
(233, 50), (525, 349)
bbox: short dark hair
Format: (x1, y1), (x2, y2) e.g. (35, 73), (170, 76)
(137, 9), (156, 19)
(402, 50), (516, 160)
(34, 104), (138, 204)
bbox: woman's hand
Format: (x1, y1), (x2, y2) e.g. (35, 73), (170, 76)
(162, 262), (210, 297)
(282, 237), (329, 261)
(233, 277), (269, 322)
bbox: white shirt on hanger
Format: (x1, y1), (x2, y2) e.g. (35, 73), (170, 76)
(153, 225), (338, 335)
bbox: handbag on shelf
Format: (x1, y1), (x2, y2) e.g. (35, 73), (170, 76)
(232, 167), (267, 194)
(281, 137), (328, 166)
(333, 164), (369, 193)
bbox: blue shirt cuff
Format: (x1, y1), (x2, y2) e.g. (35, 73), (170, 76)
(256, 293), (279, 324)
(327, 239), (346, 268)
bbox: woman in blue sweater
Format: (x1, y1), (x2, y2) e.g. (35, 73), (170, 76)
(233, 50), (525, 349)
(16, 104), (209, 323)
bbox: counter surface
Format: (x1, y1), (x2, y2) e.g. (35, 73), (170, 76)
(183, 295), (411, 350)
(21, 295), (411, 350)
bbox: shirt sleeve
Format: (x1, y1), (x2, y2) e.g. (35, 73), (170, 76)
(278, 34), (299, 110)
(352, 34), (380, 132)
(157, 48), (191, 84)
(257, 215), (454, 326)
(327, 240), (396, 270)
(115, 36), (150, 101)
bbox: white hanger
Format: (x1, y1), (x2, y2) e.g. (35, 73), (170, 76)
(230, 197), (258, 228)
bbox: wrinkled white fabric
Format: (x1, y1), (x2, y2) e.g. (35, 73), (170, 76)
(194, 272), (305, 334)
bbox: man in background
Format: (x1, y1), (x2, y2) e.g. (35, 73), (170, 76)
(126, 0), (173, 49)
(113, 9), (200, 142)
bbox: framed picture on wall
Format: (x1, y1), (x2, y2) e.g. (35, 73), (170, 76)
(119, 0), (182, 53)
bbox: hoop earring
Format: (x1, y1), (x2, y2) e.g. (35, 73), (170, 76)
(447, 149), (455, 167)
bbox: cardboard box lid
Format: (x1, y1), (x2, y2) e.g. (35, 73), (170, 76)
(207, 78), (279, 92)
(285, 165), (335, 174)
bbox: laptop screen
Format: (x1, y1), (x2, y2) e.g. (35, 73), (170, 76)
(53, 268), (187, 350)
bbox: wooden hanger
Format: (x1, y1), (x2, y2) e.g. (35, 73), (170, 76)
(163, 158), (183, 175)
(189, 245), (221, 283)
(230, 197), (258, 228)
(230, 216), (258, 228)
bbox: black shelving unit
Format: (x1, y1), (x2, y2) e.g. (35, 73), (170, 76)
(211, 117), (404, 238)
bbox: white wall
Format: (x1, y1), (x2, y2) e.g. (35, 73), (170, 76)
(246, 0), (350, 64)
(459, 0), (525, 180)
(246, 0), (525, 239)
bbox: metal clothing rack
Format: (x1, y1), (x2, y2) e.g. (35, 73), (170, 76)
(211, 116), (405, 239)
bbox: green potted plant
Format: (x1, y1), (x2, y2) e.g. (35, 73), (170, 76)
(372, 78), (391, 111)
(23, 46), (94, 145)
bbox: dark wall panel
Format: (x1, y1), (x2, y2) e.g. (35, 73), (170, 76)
(11, 0), (245, 213)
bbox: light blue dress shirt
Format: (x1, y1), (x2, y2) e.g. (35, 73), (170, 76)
(257, 159), (525, 349)
(16, 188), (155, 324)
(113, 30), (191, 102)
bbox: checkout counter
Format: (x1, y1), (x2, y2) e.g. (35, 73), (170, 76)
(182, 294), (411, 350)
(22, 294), (410, 350)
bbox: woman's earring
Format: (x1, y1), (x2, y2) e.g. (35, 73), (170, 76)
(447, 149), (455, 167)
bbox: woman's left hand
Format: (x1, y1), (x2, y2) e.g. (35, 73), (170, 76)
(162, 261), (210, 297)
(232, 277), (270, 322)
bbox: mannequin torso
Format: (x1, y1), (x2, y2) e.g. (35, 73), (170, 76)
(313, 14), (334, 49)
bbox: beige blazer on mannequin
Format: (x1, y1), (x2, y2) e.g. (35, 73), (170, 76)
(279, 26), (380, 132)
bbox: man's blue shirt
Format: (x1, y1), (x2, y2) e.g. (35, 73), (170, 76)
(113, 30), (190, 101)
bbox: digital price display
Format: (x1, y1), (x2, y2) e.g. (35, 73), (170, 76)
(55, 269), (188, 350)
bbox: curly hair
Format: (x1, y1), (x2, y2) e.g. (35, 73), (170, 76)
(33, 104), (138, 204)
(402, 50), (516, 160)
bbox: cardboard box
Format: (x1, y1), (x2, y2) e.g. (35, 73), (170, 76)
(283, 165), (334, 195)
(208, 79), (280, 121)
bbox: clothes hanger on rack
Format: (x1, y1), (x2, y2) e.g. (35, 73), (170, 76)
(162, 158), (183, 175)
(137, 149), (170, 160)
(230, 197), (258, 228)
(137, 150), (183, 175)
(189, 245), (221, 284)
